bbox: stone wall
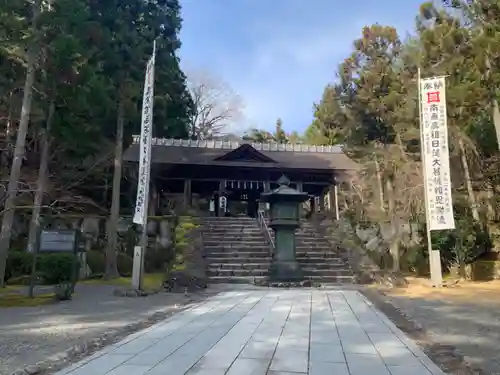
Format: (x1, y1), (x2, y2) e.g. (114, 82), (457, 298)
(31, 214), (177, 252)
(10, 215), (178, 277)
(469, 261), (500, 281)
(355, 222), (421, 253)
(315, 217), (408, 286)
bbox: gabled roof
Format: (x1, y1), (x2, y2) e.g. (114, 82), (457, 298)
(123, 137), (359, 171)
(214, 143), (276, 163)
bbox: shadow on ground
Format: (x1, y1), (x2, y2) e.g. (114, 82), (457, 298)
(377, 283), (500, 375)
(0, 284), (210, 374)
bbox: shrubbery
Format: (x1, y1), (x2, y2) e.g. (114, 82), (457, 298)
(5, 215), (197, 285)
(5, 251), (79, 285)
(86, 250), (133, 276)
(403, 206), (491, 277)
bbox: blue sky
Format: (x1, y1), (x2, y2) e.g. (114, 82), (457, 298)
(179, 0), (426, 135)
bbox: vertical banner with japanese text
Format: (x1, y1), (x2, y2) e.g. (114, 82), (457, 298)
(420, 76), (455, 230)
(133, 44), (156, 225)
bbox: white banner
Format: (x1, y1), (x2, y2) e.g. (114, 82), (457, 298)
(133, 44), (156, 225)
(420, 76), (455, 230)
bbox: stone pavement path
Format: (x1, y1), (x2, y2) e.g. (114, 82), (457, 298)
(54, 289), (445, 375)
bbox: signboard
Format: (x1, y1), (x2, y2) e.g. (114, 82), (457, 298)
(133, 43), (156, 225)
(39, 229), (78, 253)
(420, 76), (455, 230)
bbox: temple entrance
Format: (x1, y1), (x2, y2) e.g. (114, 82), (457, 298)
(125, 140), (351, 220)
(226, 189), (260, 218)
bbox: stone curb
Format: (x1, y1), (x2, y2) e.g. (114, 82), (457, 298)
(360, 287), (485, 375)
(11, 292), (213, 375)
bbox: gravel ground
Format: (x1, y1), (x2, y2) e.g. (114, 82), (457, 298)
(376, 283), (500, 375)
(0, 284), (210, 375)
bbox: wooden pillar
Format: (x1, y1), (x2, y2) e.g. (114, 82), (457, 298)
(328, 184), (339, 220)
(263, 181), (271, 212)
(218, 180), (225, 216)
(318, 190), (325, 213)
(311, 196), (317, 213)
(183, 178), (192, 209)
(150, 182), (158, 216)
(334, 184), (339, 219)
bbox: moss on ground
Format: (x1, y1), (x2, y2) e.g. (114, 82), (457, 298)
(82, 272), (164, 290)
(0, 292), (55, 308)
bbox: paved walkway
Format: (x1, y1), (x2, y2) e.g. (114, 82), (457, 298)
(55, 289), (445, 375)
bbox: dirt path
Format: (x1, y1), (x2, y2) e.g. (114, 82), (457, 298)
(381, 279), (500, 375)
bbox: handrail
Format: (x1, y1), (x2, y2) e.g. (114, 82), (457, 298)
(257, 209), (274, 252)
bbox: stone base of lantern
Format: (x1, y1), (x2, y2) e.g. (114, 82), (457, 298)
(269, 259), (304, 282)
(268, 226), (304, 282)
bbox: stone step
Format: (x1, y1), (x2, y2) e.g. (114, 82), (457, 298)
(203, 221), (259, 226)
(203, 234), (265, 240)
(208, 276), (266, 284)
(305, 275), (356, 283)
(202, 229), (264, 236)
(204, 243), (269, 249)
(204, 226), (262, 230)
(206, 262), (349, 272)
(295, 246), (334, 251)
(207, 262), (271, 270)
(205, 252), (270, 258)
(207, 274), (355, 284)
(203, 222), (260, 226)
(204, 216), (257, 220)
(297, 263), (350, 270)
(204, 230), (263, 234)
(205, 257), (271, 264)
(302, 269), (353, 276)
(207, 269), (269, 277)
(203, 224), (261, 228)
(295, 234), (330, 238)
(296, 257), (345, 264)
(272, 233), (327, 239)
(203, 237), (266, 243)
(203, 240), (267, 245)
(295, 251), (343, 258)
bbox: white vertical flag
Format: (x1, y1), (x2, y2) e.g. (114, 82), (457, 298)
(420, 76), (455, 230)
(133, 42), (156, 225)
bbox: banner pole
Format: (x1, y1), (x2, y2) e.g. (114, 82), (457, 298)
(132, 40), (157, 291)
(418, 68), (443, 287)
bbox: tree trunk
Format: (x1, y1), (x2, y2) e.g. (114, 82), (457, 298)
(458, 137), (480, 222)
(486, 183), (495, 221)
(374, 157), (385, 212)
(26, 101), (55, 254)
(386, 178), (400, 272)
(104, 98), (124, 279)
(0, 2), (40, 287)
(484, 56), (500, 151)
(492, 99), (500, 152)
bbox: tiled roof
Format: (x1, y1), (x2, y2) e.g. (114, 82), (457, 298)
(124, 137), (358, 171)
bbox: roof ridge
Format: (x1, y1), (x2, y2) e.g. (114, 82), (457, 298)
(131, 136), (344, 154)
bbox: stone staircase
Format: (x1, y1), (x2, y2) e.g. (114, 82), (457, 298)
(202, 216), (271, 283)
(268, 219), (355, 284)
(201, 216), (355, 284)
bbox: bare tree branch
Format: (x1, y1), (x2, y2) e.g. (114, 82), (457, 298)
(186, 69), (245, 139)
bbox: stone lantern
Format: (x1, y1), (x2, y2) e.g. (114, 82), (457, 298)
(260, 175), (309, 282)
